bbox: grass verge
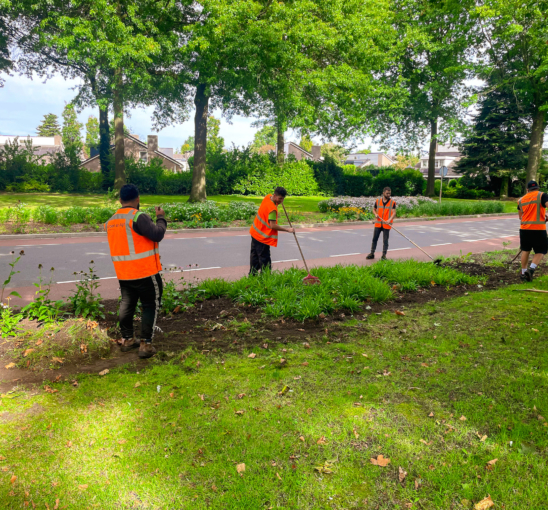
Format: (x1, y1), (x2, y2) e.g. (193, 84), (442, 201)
(1, 274), (547, 508)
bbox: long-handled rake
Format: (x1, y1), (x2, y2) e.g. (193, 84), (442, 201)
(389, 224), (442, 265)
(281, 203), (321, 285)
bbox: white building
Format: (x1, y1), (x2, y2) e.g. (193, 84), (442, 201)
(417, 144), (462, 179)
(345, 152), (396, 168)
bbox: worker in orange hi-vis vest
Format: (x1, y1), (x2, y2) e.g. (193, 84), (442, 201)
(249, 187), (295, 274)
(518, 180), (548, 282)
(104, 184), (167, 358)
(366, 186), (397, 260)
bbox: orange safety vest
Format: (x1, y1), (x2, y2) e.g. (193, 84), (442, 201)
(519, 191), (546, 231)
(249, 195), (279, 247)
(374, 197), (395, 230)
(104, 207), (162, 280)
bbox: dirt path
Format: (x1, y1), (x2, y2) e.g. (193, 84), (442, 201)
(0, 260), (529, 392)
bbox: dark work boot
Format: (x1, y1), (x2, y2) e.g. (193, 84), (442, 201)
(366, 253), (375, 260)
(120, 338), (140, 352)
(381, 253), (387, 260)
(139, 341), (156, 359)
(525, 268), (535, 282)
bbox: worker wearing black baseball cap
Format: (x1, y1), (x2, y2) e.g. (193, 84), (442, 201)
(518, 180), (548, 281)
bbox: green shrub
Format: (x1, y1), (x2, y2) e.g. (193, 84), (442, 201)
(234, 159), (321, 196)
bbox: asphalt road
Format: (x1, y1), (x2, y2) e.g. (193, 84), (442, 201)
(0, 216), (520, 289)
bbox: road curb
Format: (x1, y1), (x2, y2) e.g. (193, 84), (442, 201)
(0, 212), (517, 240)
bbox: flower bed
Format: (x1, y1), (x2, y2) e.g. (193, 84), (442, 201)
(318, 196), (435, 213)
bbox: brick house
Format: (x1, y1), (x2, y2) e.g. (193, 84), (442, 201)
(344, 152), (396, 168)
(0, 135), (63, 163)
(80, 134), (187, 173)
(276, 141), (323, 162)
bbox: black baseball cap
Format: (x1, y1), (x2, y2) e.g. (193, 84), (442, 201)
(527, 180), (539, 190)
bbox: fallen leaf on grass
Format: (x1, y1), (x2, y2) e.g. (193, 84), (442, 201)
(459, 415), (467, 421)
(316, 436), (328, 445)
(78, 484), (88, 491)
(236, 463), (245, 474)
(10, 475), (16, 484)
(395, 310), (405, 316)
(297, 328), (305, 332)
(98, 369), (109, 376)
(235, 410), (245, 415)
(44, 386), (58, 394)
(370, 455), (391, 467)
(479, 434), (488, 442)
(51, 357), (64, 364)
(486, 459), (498, 466)
(362, 353), (368, 357)
(399, 466), (407, 482)
(4, 363), (16, 369)
(66, 440), (72, 448)
(299, 436), (305, 442)
(35, 340), (43, 346)
(248, 353), (256, 359)
(118, 439), (127, 445)
(53, 499), (59, 510)
(419, 439), (431, 445)
(353, 427), (359, 439)
(474, 496), (494, 510)
(532, 328), (539, 332)
(428, 412), (434, 417)
(237, 393), (246, 399)
(134, 382), (141, 388)
(421, 363), (429, 367)
(276, 472), (282, 480)
(23, 349), (34, 358)
(303, 342), (310, 349)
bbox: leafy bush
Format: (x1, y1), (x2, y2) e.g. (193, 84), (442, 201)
(399, 200), (504, 217)
(234, 159), (321, 196)
(318, 196), (435, 213)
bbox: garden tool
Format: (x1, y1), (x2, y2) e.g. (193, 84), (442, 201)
(508, 250), (522, 266)
(388, 223), (442, 265)
(281, 203), (321, 285)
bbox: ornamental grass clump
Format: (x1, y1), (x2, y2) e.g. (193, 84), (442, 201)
(196, 260), (480, 320)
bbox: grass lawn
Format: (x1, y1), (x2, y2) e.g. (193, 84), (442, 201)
(0, 192), (326, 214)
(2, 271), (547, 508)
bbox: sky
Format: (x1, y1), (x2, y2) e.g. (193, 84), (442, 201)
(0, 72), (375, 152)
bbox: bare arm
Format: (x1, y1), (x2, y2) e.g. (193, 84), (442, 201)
(269, 220), (295, 233)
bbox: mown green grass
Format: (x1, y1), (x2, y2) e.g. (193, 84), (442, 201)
(0, 192), (325, 214)
(3, 273), (547, 508)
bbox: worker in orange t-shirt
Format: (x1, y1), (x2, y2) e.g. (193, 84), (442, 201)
(249, 187), (295, 274)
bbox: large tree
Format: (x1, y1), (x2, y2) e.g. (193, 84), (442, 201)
(61, 103), (83, 161)
(456, 75), (530, 198)
(84, 115), (99, 158)
(250, 125), (277, 153)
(374, 0), (478, 196)
(36, 113), (61, 136)
(474, 0), (548, 183)
(17, 0), (190, 189)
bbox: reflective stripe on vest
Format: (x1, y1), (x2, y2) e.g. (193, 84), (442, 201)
(250, 195), (279, 246)
(106, 208), (162, 280)
(518, 191), (546, 230)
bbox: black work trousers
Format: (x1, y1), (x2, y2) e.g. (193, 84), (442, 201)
(249, 237), (272, 275)
(119, 273), (163, 341)
(370, 226), (390, 254)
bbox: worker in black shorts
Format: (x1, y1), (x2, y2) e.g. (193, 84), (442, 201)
(518, 180), (548, 281)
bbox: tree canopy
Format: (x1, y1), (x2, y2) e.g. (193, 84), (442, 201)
(36, 113), (61, 137)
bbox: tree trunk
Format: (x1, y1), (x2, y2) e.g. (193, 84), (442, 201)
(112, 68), (126, 191)
(426, 119), (437, 196)
(526, 107), (546, 183)
(276, 121), (285, 165)
(499, 175), (509, 199)
(99, 106), (110, 187)
(188, 83), (209, 203)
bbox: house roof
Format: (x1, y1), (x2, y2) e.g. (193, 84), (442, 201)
(80, 133), (183, 168)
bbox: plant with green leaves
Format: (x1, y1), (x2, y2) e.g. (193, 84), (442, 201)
(1, 250), (24, 336)
(68, 261), (104, 320)
(374, 0), (478, 196)
(21, 264), (65, 324)
(84, 115), (100, 159)
(36, 113), (61, 136)
(473, 0), (548, 183)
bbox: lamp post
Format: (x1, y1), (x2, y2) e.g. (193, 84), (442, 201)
(439, 166), (448, 204)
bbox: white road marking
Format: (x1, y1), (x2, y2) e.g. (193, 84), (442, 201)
(57, 276), (117, 284)
(463, 238), (491, 242)
(390, 247), (411, 251)
(273, 259), (299, 263)
(330, 253), (361, 257)
(430, 243), (452, 246)
(173, 237), (207, 239)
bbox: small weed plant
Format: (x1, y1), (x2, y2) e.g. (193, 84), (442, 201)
(69, 261), (105, 319)
(1, 250), (24, 336)
(21, 264), (66, 324)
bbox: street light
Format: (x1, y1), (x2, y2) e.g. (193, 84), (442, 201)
(439, 166), (448, 204)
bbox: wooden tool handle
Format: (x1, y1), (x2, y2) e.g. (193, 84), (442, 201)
(281, 202), (310, 274)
